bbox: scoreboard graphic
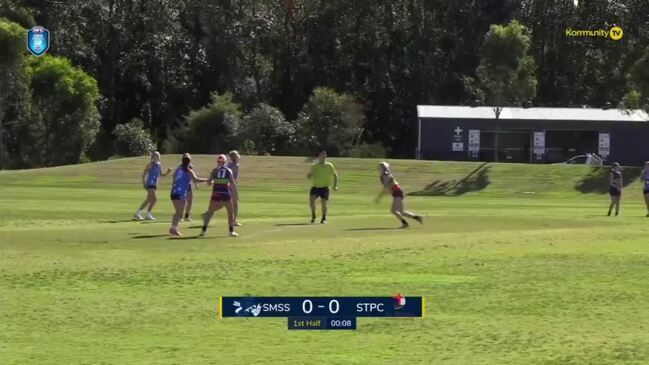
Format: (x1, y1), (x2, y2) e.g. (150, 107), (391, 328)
(219, 295), (425, 330)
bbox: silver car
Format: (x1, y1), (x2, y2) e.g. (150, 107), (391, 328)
(554, 153), (604, 166)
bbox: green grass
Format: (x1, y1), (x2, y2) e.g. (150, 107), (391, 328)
(2, 156), (649, 364)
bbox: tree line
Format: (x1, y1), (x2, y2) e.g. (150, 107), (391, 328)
(1, 0), (648, 169)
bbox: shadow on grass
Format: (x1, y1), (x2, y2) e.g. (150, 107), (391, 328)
(104, 219), (140, 224)
(169, 236), (204, 240)
(409, 162), (491, 197)
(575, 166), (642, 194)
(275, 223), (311, 227)
(131, 234), (169, 239)
(344, 227), (401, 231)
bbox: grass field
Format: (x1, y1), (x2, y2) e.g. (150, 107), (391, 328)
(2, 156), (649, 364)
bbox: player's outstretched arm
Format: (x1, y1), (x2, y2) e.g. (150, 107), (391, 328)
(161, 165), (173, 177)
(189, 169), (208, 184)
(374, 189), (386, 203)
(333, 171), (339, 191)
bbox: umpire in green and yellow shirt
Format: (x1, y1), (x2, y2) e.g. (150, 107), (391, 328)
(307, 151), (339, 224)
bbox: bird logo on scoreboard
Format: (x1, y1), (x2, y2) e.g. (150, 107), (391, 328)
(393, 293), (406, 310)
(233, 301), (243, 314)
(26, 26), (50, 57)
(232, 298), (262, 317)
(245, 304), (262, 317)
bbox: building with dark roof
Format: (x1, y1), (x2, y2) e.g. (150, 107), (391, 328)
(416, 106), (649, 165)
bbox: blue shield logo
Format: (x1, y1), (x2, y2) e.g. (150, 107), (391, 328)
(27, 26), (50, 57)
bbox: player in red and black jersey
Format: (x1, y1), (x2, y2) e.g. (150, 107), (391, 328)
(375, 162), (423, 228)
(200, 154), (239, 237)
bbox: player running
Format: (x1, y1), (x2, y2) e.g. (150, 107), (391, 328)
(134, 151), (172, 221)
(307, 151), (339, 224)
(227, 150), (241, 226)
(643, 161), (649, 217)
(607, 162), (623, 217)
(169, 154), (207, 236)
(200, 154), (239, 237)
(375, 162), (423, 228)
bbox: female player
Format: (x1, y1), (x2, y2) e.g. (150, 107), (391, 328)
(608, 162), (623, 217)
(200, 154), (239, 237)
(134, 151), (172, 221)
(643, 161), (649, 217)
(169, 153), (207, 236)
(375, 162), (423, 228)
(183, 154), (199, 222)
(227, 150), (241, 226)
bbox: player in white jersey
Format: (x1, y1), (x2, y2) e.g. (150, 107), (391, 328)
(227, 150), (241, 226)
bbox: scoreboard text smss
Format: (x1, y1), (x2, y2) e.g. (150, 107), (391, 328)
(219, 296), (425, 330)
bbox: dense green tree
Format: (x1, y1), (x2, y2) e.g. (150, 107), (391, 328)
(180, 92), (242, 154)
(113, 118), (154, 157)
(27, 56), (101, 166)
(0, 19), (31, 169)
(0, 19), (29, 169)
(295, 87), (363, 156)
(516, 0), (645, 108)
(624, 47), (649, 113)
(240, 104), (294, 155)
(477, 21), (537, 119)
(0, 0), (35, 28)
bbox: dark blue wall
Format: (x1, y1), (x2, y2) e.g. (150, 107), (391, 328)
(418, 118), (649, 165)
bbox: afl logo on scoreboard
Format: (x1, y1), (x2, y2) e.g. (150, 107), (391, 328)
(27, 26), (50, 57)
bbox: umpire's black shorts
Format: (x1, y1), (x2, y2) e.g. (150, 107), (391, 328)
(310, 187), (330, 200)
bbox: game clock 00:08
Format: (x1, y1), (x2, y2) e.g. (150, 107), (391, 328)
(328, 318), (354, 328)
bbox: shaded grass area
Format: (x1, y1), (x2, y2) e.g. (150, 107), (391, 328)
(2, 156), (649, 364)
(410, 162), (491, 196)
(575, 166), (643, 193)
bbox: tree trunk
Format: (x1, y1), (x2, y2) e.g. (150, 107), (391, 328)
(493, 106), (502, 162)
(0, 106), (4, 170)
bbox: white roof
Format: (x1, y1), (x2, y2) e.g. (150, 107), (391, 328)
(417, 105), (649, 122)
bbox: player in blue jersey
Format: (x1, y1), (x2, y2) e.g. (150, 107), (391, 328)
(134, 151), (172, 221)
(643, 162), (649, 217)
(607, 162), (623, 217)
(227, 150), (241, 226)
(169, 153), (208, 236)
(183, 154), (199, 222)
(200, 154), (239, 237)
